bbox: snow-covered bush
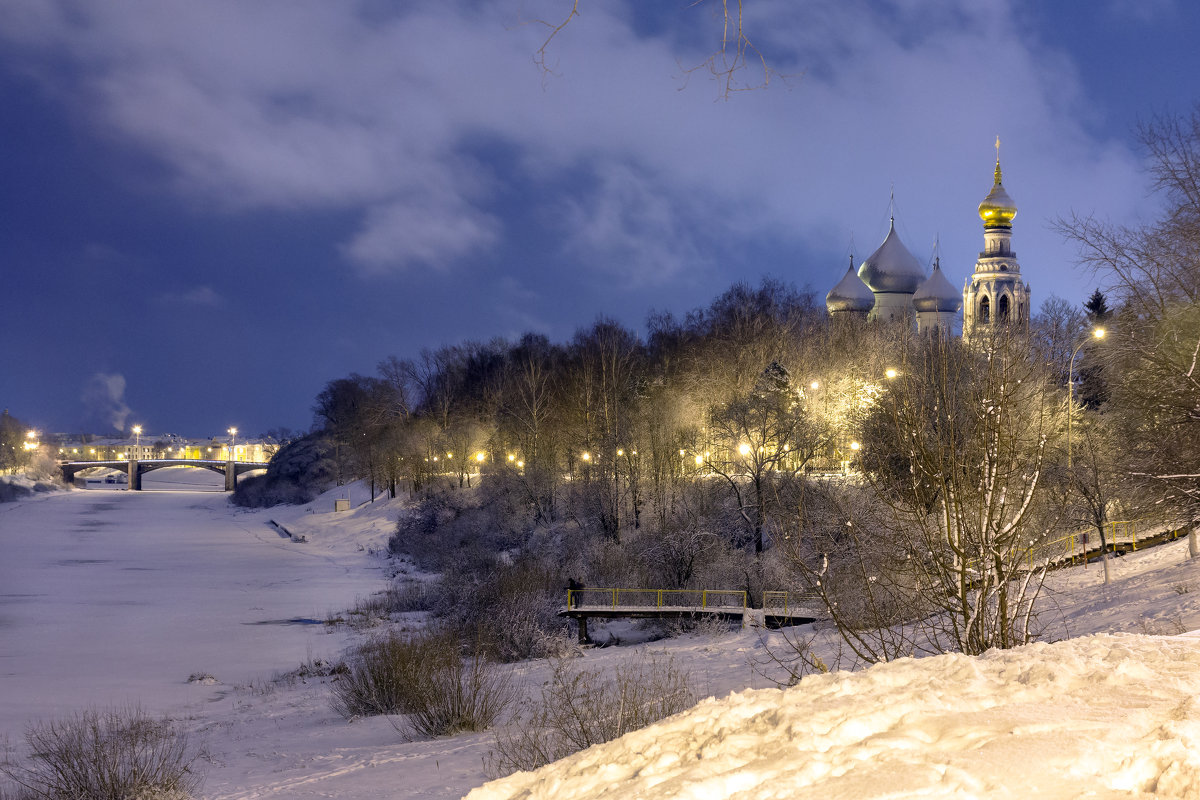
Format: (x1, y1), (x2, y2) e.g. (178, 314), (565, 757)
(330, 631), (513, 738)
(0, 707), (202, 800)
(488, 653), (695, 776)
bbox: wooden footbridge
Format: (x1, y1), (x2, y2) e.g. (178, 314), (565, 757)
(560, 588), (825, 643)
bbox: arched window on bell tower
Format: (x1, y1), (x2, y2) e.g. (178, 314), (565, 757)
(999, 294), (1010, 321)
(980, 295), (990, 324)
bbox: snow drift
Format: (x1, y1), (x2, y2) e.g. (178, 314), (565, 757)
(468, 633), (1200, 799)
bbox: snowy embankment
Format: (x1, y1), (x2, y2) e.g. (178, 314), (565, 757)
(469, 633), (1200, 799)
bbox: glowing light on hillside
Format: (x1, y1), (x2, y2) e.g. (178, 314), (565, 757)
(475, 452), (486, 463)
(507, 453), (515, 462)
(581, 452), (591, 462)
(694, 455), (704, 466)
(850, 441), (861, 451)
(885, 369), (898, 379)
(738, 443), (752, 456)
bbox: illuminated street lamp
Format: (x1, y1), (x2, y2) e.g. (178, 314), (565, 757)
(228, 427), (237, 461)
(1067, 327), (1106, 469)
(132, 425), (142, 457)
(885, 368), (898, 380)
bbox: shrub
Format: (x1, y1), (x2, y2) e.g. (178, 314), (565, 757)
(0, 707), (202, 800)
(488, 653), (696, 776)
(432, 554), (574, 662)
(330, 632), (513, 738)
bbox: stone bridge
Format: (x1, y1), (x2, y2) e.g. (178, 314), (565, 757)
(60, 459), (269, 491)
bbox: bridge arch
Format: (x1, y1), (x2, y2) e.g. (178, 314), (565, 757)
(60, 459), (269, 492)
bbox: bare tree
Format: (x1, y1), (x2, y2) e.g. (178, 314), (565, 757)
(528, 1), (781, 98)
(1057, 108), (1200, 523)
(807, 333), (1063, 659)
(706, 361), (821, 554)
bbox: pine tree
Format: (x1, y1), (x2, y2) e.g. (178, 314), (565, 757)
(1083, 289), (1111, 321)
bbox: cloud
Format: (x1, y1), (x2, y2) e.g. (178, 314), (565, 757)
(80, 373), (132, 433)
(155, 285), (225, 307)
(0, 0), (1151, 300)
(559, 161), (709, 285)
(343, 196), (501, 274)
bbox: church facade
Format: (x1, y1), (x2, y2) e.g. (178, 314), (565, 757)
(825, 152), (1030, 341)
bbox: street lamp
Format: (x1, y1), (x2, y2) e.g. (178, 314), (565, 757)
(1067, 327), (1106, 469)
(132, 425), (141, 457)
(228, 427), (237, 462)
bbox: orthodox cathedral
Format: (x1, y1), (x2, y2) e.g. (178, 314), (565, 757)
(826, 149), (1031, 341)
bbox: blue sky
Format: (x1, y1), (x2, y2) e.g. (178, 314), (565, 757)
(0, 0), (1191, 437)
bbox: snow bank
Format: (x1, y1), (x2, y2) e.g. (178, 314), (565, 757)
(468, 634), (1200, 799)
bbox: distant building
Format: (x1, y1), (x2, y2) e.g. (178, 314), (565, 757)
(825, 148), (1030, 341)
(962, 156), (1031, 341)
(54, 433), (277, 463)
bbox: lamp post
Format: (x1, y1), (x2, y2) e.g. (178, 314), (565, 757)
(227, 427), (237, 462)
(132, 425), (141, 458)
(1067, 327), (1105, 469)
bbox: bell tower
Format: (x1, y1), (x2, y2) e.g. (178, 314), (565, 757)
(963, 139), (1031, 342)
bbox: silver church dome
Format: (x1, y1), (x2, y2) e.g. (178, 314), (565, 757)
(857, 219), (926, 294)
(913, 261), (962, 313)
(826, 263), (875, 314)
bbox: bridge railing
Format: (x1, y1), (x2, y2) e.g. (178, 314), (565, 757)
(762, 590), (821, 615)
(965, 519), (1169, 574)
(566, 588), (747, 610)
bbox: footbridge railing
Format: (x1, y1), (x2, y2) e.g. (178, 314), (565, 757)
(566, 587), (747, 611)
(1028, 519), (1180, 567)
(965, 519), (1182, 574)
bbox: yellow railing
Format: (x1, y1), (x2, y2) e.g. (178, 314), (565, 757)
(963, 519), (1179, 574)
(566, 588), (747, 610)
(762, 590), (821, 614)
(999, 519), (1180, 570)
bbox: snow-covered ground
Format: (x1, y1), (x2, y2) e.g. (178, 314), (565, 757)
(4, 474), (1200, 799)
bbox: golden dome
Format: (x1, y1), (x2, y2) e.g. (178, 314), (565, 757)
(978, 159), (1017, 229)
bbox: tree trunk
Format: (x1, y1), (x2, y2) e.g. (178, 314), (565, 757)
(1097, 525), (1112, 585)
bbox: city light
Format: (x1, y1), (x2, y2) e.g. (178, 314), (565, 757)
(475, 452), (486, 463)
(694, 454), (704, 466)
(581, 452), (591, 462)
(738, 443), (752, 456)
(850, 441), (861, 451)
(885, 368), (898, 380)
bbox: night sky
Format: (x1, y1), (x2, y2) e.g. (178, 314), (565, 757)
(1, 0), (1193, 438)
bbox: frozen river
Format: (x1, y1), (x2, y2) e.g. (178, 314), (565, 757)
(0, 478), (383, 741)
